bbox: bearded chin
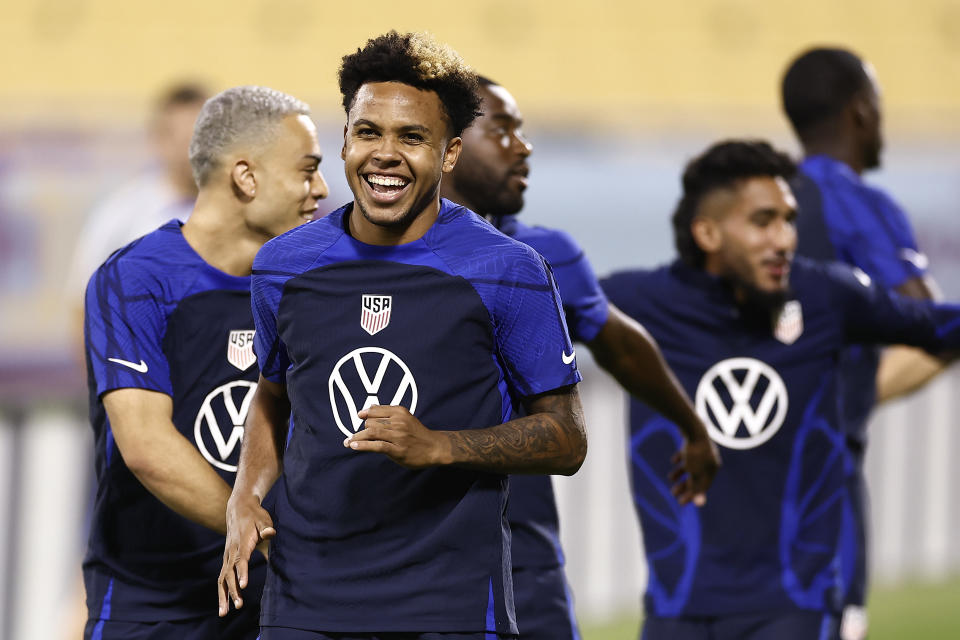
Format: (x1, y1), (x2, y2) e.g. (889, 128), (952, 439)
(725, 273), (790, 317)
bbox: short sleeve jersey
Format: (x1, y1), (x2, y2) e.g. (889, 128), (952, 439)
(251, 200), (580, 634)
(601, 259), (960, 618)
(492, 214), (609, 569)
(83, 221), (266, 622)
(793, 154), (929, 443)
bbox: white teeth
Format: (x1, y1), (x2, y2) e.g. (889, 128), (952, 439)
(366, 175), (408, 187)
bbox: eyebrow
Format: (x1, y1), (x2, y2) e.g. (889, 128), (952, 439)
(303, 153), (323, 164)
(352, 119), (432, 135)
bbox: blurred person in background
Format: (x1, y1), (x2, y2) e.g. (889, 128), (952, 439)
(67, 82), (210, 351)
(782, 47), (943, 640)
(441, 76), (719, 640)
(601, 140), (960, 640)
(83, 85), (328, 640)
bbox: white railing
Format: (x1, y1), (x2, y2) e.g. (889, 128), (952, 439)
(1, 362), (957, 637)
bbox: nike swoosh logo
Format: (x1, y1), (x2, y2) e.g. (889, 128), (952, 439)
(562, 350), (576, 365)
(107, 358), (149, 373)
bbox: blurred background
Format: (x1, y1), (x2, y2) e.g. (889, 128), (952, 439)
(2, 1), (960, 638)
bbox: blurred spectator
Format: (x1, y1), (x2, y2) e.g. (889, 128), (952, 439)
(66, 82), (210, 348)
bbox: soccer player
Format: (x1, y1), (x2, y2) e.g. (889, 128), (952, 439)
(218, 32), (588, 639)
(83, 86), (329, 640)
(441, 77), (719, 640)
(782, 47), (942, 640)
(600, 140), (960, 640)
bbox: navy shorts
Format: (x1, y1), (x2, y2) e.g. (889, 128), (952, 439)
(84, 607), (259, 640)
(512, 564), (580, 640)
(259, 631), (515, 640)
(641, 610), (840, 640)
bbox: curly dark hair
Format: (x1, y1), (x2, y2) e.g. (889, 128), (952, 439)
(338, 31), (482, 137)
(673, 140), (797, 267)
(781, 47), (872, 141)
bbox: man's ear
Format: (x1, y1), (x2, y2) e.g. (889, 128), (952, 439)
(691, 216), (722, 254)
(231, 160), (256, 200)
(441, 137), (462, 173)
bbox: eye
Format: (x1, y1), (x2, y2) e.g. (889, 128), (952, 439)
(402, 132), (424, 143)
(356, 127), (378, 138)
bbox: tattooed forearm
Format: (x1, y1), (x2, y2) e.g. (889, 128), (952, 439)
(444, 385), (587, 475)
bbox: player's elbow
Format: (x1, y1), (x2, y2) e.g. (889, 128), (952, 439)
(555, 420), (587, 476)
(119, 446), (168, 487)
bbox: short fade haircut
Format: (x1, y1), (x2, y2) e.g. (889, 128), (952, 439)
(188, 85), (310, 187)
(338, 31), (482, 137)
(781, 47), (872, 139)
(673, 140), (796, 268)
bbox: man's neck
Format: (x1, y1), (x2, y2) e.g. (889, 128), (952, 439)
(802, 139), (864, 176)
(181, 193), (265, 276)
(347, 199), (441, 246)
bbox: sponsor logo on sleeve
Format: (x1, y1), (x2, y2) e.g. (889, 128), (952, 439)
(899, 248), (929, 271)
(107, 357), (149, 373)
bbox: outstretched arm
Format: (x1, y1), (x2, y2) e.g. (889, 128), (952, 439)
(218, 375), (288, 617)
(587, 304), (720, 505)
(345, 384), (587, 476)
(875, 275), (944, 403)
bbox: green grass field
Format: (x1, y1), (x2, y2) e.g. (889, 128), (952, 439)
(581, 577), (960, 639)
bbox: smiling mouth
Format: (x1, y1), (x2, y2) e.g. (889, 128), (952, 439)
(364, 173), (410, 200)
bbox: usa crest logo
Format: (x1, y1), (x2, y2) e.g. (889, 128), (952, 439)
(774, 300), (803, 345)
(227, 330), (257, 371)
(361, 295), (392, 336)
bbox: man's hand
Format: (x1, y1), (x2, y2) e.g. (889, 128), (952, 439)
(218, 493), (275, 617)
(668, 437), (721, 507)
(344, 405), (451, 468)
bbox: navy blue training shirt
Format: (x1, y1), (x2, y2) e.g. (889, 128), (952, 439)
(492, 214), (609, 569)
(251, 200), (580, 634)
(794, 154), (929, 446)
(84, 221), (266, 623)
(601, 258), (960, 618)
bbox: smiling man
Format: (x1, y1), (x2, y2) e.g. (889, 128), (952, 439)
(442, 77), (718, 640)
(83, 86), (328, 640)
(218, 32), (587, 640)
(601, 140), (960, 640)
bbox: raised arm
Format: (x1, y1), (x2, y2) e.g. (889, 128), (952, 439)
(587, 304), (719, 504)
(218, 375), (288, 617)
(346, 384), (587, 476)
(104, 388), (233, 534)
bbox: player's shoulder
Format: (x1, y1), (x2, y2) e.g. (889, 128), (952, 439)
(504, 218), (584, 266)
(431, 200), (549, 275)
(96, 221), (186, 281)
(254, 204), (348, 275)
(791, 256), (873, 303)
(602, 262), (671, 292)
(802, 155), (904, 215)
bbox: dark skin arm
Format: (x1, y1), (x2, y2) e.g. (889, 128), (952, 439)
(876, 275), (947, 402)
(346, 384), (587, 476)
(587, 304), (720, 506)
(218, 375), (288, 616)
